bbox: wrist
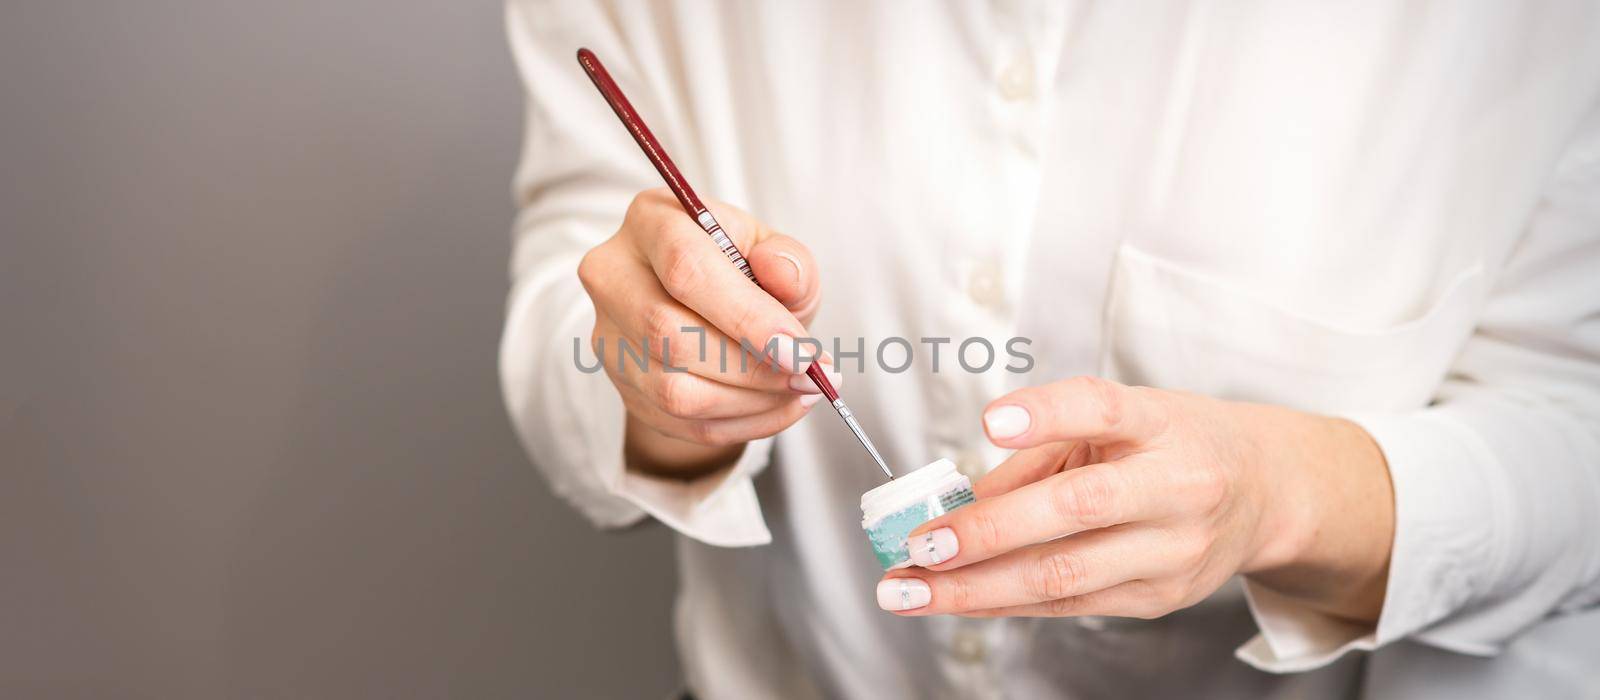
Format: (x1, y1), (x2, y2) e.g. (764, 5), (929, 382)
(1240, 403), (1327, 574)
(623, 414), (745, 480)
(1246, 408), (1394, 623)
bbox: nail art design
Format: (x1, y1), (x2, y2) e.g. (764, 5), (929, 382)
(906, 527), (959, 568)
(875, 577), (930, 611)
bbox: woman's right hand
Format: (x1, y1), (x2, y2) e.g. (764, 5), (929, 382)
(577, 188), (840, 479)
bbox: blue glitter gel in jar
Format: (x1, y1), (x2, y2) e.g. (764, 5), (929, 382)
(860, 458), (976, 570)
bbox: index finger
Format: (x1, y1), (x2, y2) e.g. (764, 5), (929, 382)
(634, 201), (814, 374)
(905, 456), (1172, 571)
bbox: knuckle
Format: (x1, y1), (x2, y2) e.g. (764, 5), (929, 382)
(685, 419), (720, 446)
(940, 576), (976, 612)
(625, 189), (664, 221)
(1030, 550), (1088, 601)
(650, 210), (680, 244)
(661, 331), (692, 369)
(655, 372), (703, 418)
(1123, 580), (1187, 620)
(1075, 375), (1124, 432)
(702, 428), (740, 448)
(1125, 581), (1176, 619)
(626, 191), (649, 218)
(641, 304), (679, 348)
(1191, 467), (1228, 512)
(576, 247), (601, 291)
(659, 238), (706, 298)
(1053, 470), (1117, 528)
(963, 510), (1005, 555)
(1156, 580), (1192, 613)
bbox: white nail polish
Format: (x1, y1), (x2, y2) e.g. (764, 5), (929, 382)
(984, 405), (1031, 439)
(907, 528), (959, 568)
(766, 333), (809, 375)
(789, 373), (823, 394)
(800, 393), (821, 408)
(876, 578), (930, 611)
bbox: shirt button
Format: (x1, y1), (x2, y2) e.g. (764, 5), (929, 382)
(998, 52), (1034, 101)
(951, 627), (987, 664)
(967, 259), (1005, 312)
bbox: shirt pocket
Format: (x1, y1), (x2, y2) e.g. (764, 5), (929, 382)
(1100, 244), (1485, 414)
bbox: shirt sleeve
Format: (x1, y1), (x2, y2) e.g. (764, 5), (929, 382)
(497, 0), (772, 547)
(1237, 105), (1600, 672)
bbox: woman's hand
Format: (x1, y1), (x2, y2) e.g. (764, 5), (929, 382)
(878, 376), (1394, 623)
(578, 188), (839, 480)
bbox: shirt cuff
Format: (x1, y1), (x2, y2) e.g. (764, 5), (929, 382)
(1235, 580), (1376, 672)
(559, 336), (775, 546)
(1235, 409), (1510, 671)
(510, 317), (776, 545)
(610, 436), (775, 548)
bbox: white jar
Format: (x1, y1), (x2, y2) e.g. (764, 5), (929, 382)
(860, 458), (975, 569)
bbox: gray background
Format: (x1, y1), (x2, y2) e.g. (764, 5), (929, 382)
(1, 1), (681, 697)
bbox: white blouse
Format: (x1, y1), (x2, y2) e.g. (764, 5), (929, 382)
(500, 2), (1600, 698)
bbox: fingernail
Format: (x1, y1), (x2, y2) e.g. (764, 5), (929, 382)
(788, 365), (843, 393)
(800, 393), (821, 408)
(766, 333), (810, 375)
(876, 578), (931, 611)
(984, 405), (1031, 439)
(775, 251), (805, 291)
(907, 527), (959, 567)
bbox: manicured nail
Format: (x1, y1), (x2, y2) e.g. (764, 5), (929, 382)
(766, 333), (810, 375)
(876, 578), (931, 611)
(800, 393), (821, 409)
(788, 364), (843, 393)
(907, 528), (959, 567)
(775, 251), (805, 291)
(984, 405), (1031, 439)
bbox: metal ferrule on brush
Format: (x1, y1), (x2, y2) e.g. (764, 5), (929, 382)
(836, 398), (893, 479)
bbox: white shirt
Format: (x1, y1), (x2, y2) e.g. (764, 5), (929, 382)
(500, 2), (1600, 698)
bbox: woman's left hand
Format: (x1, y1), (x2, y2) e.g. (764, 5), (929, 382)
(878, 376), (1394, 623)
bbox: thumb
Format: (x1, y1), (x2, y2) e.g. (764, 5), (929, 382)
(746, 233), (821, 325)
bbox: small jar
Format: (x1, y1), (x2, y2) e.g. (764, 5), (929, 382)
(860, 458), (975, 570)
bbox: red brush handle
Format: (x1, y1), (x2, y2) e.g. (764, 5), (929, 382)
(806, 363), (839, 403)
(577, 48), (839, 401)
(576, 48), (708, 221)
